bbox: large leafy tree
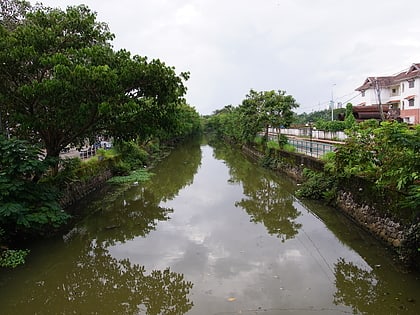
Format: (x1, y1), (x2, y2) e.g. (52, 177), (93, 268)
(0, 4), (188, 171)
(238, 89), (299, 143)
(99, 50), (189, 143)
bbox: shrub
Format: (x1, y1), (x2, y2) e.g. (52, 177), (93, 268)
(0, 136), (69, 236)
(114, 141), (149, 169)
(296, 169), (337, 201)
(267, 140), (280, 150)
(107, 169), (153, 184)
(0, 249), (30, 268)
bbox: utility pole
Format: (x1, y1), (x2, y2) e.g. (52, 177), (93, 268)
(375, 77), (385, 121)
(331, 84), (336, 121)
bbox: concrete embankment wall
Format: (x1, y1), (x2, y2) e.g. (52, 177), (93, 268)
(241, 144), (418, 265)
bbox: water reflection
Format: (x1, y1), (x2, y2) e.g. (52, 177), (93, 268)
(2, 138), (420, 315)
(334, 258), (415, 314)
(146, 138), (202, 202)
(212, 141), (301, 242)
(0, 140), (203, 315)
(28, 241), (192, 315)
(236, 176), (301, 242)
(2, 188), (193, 314)
(81, 187), (174, 247)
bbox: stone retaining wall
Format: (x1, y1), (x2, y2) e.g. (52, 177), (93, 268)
(336, 190), (405, 248)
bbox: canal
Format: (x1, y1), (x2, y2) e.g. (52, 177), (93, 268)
(0, 138), (419, 314)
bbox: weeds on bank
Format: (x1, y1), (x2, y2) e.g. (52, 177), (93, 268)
(107, 169), (154, 184)
(296, 168), (337, 202)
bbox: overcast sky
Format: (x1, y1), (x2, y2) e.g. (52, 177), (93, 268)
(30, 0), (420, 115)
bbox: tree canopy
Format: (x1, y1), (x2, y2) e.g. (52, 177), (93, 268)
(0, 4), (189, 165)
(205, 89), (299, 143)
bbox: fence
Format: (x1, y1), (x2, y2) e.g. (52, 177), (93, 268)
(287, 138), (336, 158)
(79, 147), (96, 159)
(268, 127), (347, 141)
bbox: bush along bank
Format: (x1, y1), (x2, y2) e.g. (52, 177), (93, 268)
(241, 143), (419, 269)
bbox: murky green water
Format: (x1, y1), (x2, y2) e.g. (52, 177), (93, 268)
(0, 138), (419, 315)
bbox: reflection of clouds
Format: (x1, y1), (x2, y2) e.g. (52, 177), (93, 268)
(276, 249), (303, 264)
(108, 145), (363, 314)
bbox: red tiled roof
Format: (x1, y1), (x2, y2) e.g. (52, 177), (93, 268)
(355, 63), (420, 91)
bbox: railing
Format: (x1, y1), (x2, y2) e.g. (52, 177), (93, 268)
(79, 147), (96, 159)
(287, 138), (336, 158)
(268, 127), (347, 141)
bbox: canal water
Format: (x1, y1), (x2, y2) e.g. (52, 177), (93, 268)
(0, 138), (419, 314)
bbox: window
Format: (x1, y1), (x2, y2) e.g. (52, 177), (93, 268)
(361, 90), (365, 97)
(409, 98), (414, 106)
(409, 80), (414, 88)
(402, 83), (405, 93)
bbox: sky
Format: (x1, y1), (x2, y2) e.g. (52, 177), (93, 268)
(29, 0), (420, 115)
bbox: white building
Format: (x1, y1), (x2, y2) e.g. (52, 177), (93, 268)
(355, 63), (420, 124)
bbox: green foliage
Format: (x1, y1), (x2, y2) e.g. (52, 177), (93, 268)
(111, 160), (131, 176)
(321, 151), (336, 173)
(282, 143), (296, 152)
(159, 101), (201, 141)
(344, 103), (356, 128)
(278, 134), (289, 148)
(107, 169), (153, 185)
(114, 140), (149, 169)
(205, 89), (298, 145)
(0, 248), (29, 268)
(240, 89), (299, 142)
(266, 140), (280, 150)
(315, 120), (347, 132)
(334, 121), (420, 213)
(296, 169), (337, 201)
(294, 107), (346, 125)
(0, 4), (189, 172)
(0, 136), (69, 235)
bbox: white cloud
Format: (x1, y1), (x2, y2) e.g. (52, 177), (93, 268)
(31, 0), (420, 114)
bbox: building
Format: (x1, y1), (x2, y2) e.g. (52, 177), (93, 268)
(355, 63), (420, 124)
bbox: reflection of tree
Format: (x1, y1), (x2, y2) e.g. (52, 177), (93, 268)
(236, 177), (301, 242)
(80, 187), (173, 247)
(333, 258), (415, 315)
(334, 258), (379, 314)
(147, 137), (202, 201)
(76, 138), (202, 247)
(212, 141), (301, 241)
(12, 240), (193, 315)
(2, 139), (202, 314)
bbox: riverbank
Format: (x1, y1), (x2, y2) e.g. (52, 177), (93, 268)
(240, 143), (419, 269)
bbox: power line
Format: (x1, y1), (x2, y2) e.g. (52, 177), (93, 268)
(298, 91), (362, 113)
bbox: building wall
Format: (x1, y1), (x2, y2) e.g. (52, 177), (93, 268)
(400, 77), (420, 123)
(358, 78), (420, 124)
(401, 108), (420, 124)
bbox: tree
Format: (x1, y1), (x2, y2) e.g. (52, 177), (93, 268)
(0, 5), (188, 173)
(238, 89), (299, 143)
(99, 50), (189, 143)
(0, 5), (116, 162)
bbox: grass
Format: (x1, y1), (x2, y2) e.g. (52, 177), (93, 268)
(107, 168), (154, 184)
